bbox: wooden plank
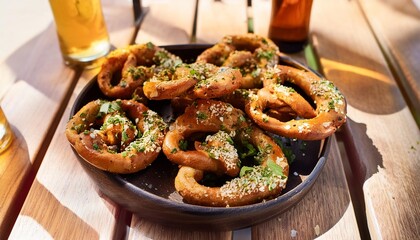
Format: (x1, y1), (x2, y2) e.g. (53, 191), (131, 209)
(195, 0), (248, 43)
(358, 0), (420, 125)
(135, 0), (197, 45)
(0, 0), (53, 98)
(253, 137), (360, 239)
(8, 73), (119, 239)
(0, 0), (77, 236)
(7, 0), (139, 238)
(309, 0), (420, 239)
(128, 218), (231, 239)
(126, 2), (360, 239)
(250, 2), (361, 238)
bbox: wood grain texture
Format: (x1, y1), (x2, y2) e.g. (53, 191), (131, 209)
(0, 0), (76, 236)
(128, 218), (232, 240)
(250, 2), (361, 238)
(8, 74), (118, 239)
(6, 0), (138, 238)
(0, 0), (52, 98)
(126, 1), (360, 239)
(195, 0), (248, 43)
(310, 0), (420, 239)
(4, 0), (417, 239)
(358, 0), (420, 124)
(252, 136), (360, 240)
(135, 0), (196, 45)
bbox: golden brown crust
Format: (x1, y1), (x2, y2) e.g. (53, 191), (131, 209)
(163, 100), (245, 177)
(246, 65), (347, 140)
(143, 63), (242, 100)
(161, 99), (289, 206)
(174, 123), (289, 207)
(196, 33), (280, 89)
(97, 43), (181, 99)
(65, 99), (167, 174)
(66, 35), (348, 206)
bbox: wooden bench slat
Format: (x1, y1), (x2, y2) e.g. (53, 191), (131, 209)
(310, 0), (420, 239)
(7, 0), (139, 238)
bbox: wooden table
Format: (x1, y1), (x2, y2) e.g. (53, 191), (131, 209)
(1, 0), (419, 239)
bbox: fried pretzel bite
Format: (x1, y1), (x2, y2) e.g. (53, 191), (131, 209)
(162, 99), (245, 177)
(97, 42), (182, 99)
(162, 100), (288, 206)
(246, 65), (347, 140)
(221, 88), (298, 122)
(65, 99), (167, 174)
(174, 124), (289, 207)
(143, 62), (242, 100)
(196, 33), (279, 89)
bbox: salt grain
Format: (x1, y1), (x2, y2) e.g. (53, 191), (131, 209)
(291, 229), (297, 238)
(314, 224), (320, 236)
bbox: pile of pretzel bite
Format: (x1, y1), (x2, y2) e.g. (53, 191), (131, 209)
(65, 34), (346, 207)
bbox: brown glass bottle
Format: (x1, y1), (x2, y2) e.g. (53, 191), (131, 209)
(268, 0), (313, 53)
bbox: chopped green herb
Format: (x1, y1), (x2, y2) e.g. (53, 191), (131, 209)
(72, 124), (85, 133)
(122, 131), (129, 142)
(146, 42), (154, 49)
(240, 141), (257, 159)
(196, 112), (208, 120)
(239, 166), (254, 177)
(179, 139), (188, 151)
(93, 143), (99, 151)
(328, 100), (335, 110)
(99, 102), (110, 115)
(267, 159), (285, 178)
(257, 50), (274, 60)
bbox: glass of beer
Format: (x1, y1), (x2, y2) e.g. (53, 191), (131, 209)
(268, 0), (313, 53)
(0, 106), (13, 154)
(49, 0), (111, 67)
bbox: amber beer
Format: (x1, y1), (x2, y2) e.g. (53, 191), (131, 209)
(49, 0), (110, 66)
(0, 107), (13, 153)
(268, 0), (313, 53)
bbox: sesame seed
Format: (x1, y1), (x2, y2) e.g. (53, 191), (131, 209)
(202, 131), (239, 170)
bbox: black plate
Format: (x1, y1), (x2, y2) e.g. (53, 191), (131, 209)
(70, 44), (330, 230)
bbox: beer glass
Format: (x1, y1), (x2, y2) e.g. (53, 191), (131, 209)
(49, 0), (111, 67)
(0, 107), (13, 154)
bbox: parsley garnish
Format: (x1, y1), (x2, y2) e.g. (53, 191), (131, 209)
(146, 42), (154, 49)
(267, 159), (285, 178)
(257, 50), (274, 60)
(239, 166), (254, 177)
(179, 139), (188, 151)
(93, 143), (99, 151)
(196, 112), (208, 120)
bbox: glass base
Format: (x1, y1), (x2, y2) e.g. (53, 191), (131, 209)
(0, 126), (13, 154)
(63, 41), (111, 69)
(274, 39), (308, 53)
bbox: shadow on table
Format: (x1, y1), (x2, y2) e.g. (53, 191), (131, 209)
(8, 178), (100, 239)
(3, 1), (137, 103)
(250, 133), (360, 239)
(0, 126), (98, 239)
(337, 117), (383, 240)
(311, 32), (406, 116)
